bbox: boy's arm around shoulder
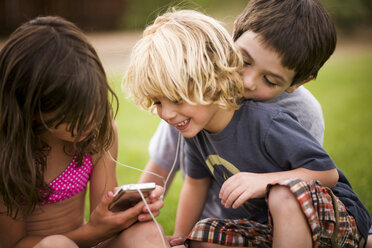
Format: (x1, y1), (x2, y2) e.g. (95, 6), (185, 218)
(220, 168), (338, 209)
(266, 167), (339, 188)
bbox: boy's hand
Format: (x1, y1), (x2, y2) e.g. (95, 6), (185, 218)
(138, 185), (164, 221)
(219, 172), (271, 209)
(167, 235), (186, 247)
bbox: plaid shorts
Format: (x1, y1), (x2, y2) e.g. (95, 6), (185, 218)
(185, 178), (363, 247)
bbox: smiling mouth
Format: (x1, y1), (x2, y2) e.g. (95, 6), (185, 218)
(174, 118), (190, 130)
(176, 119), (189, 126)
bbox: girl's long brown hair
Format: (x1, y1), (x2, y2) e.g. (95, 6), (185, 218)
(0, 16), (118, 218)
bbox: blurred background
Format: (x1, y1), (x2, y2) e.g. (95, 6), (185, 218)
(1, 0), (372, 34)
(1, 0), (371, 235)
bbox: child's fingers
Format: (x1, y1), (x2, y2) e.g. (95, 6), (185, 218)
(138, 198), (164, 221)
(223, 184), (252, 209)
(137, 209), (160, 222)
(142, 198), (164, 213)
(219, 178), (238, 204)
(112, 187), (120, 194)
(232, 191), (251, 209)
(114, 201), (145, 227)
(99, 190), (114, 210)
(167, 236), (186, 246)
(150, 185), (164, 199)
(228, 187), (249, 209)
(124, 200), (145, 216)
(222, 187), (242, 208)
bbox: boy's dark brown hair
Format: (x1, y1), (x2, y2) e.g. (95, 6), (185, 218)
(233, 0), (337, 85)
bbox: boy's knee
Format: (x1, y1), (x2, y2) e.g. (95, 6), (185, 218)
(268, 185), (299, 214)
(34, 235), (78, 248)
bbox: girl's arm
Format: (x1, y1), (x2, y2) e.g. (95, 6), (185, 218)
(63, 121), (165, 247)
(58, 121), (134, 247)
(89, 120), (119, 213)
(173, 175), (210, 238)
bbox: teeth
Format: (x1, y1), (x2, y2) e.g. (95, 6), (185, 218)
(176, 119), (189, 127)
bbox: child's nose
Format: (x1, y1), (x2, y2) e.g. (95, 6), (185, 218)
(243, 76), (257, 91)
(159, 104), (177, 121)
(242, 69), (257, 91)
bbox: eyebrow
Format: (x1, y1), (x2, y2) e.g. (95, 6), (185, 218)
(239, 47), (287, 84)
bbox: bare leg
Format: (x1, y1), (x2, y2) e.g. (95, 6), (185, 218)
(99, 221), (170, 248)
(366, 234), (372, 248)
(268, 185), (312, 248)
(33, 235), (78, 248)
(188, 241), (239, 248)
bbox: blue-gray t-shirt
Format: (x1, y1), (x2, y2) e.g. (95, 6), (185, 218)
(185, 101), (371, 240)
(149, 86), (325, 220)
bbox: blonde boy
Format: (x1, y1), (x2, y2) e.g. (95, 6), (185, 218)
(126, 9), (371, 247)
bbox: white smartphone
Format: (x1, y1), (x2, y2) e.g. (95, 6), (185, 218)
(108, 182), (156, 212)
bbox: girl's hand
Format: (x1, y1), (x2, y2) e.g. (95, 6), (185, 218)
(138, 185), (164, 221)
(86, 190), (145, 241)
(219, 172), (271, 209)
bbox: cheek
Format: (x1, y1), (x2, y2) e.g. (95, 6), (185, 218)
(155, 106), (162, 118)
(257, 87), (283, 101)
(197, 108), (215, 123)
(156, 109), (167, 122)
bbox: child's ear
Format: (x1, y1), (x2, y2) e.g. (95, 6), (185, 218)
(285, 75), (313, 93)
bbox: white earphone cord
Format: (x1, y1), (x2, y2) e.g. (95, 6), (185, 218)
(107, 131), (181, 199)
(107, 131), (181, 248)
(137, 188), (167, 248)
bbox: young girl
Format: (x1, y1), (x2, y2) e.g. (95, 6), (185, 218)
(0, 16), (167, 248)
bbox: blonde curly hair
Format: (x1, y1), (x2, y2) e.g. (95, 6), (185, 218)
(125, 9), (244, 113)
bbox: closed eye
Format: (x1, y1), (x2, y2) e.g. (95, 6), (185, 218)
(243, 60), (251, 66)
(263, 76), (277, 87)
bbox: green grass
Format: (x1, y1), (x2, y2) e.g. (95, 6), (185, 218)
(106, 50), (372, 235)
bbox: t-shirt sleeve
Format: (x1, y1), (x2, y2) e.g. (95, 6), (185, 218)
(184, 140), (211, 179)
(270, 86), (325, 146)
(148, 120), (181, 171)
(263, 111), (336, 171)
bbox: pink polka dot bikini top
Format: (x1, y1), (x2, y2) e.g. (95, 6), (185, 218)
(40, 154), (93, 205)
